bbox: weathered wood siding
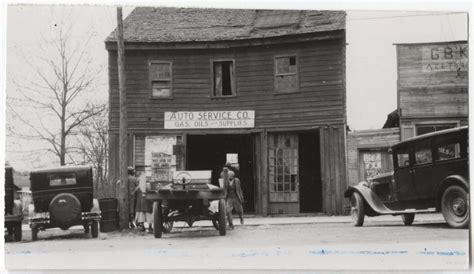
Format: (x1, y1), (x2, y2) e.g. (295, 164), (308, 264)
(108, 38), (345, 131)
(397, 41), (468, 118)
(347, 128), (400, 187)
(320, 125), (347, 215)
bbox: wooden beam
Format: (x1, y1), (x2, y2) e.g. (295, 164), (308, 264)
(117, 7), (130, 230)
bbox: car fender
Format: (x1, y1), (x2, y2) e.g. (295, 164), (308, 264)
(345, 183), (397, 215)
(439, 175), (469, 191)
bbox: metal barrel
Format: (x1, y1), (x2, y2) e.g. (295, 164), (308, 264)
(98, 198), (119, 232)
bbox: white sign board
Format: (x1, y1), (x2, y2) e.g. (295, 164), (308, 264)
(164, 110), (255, 129)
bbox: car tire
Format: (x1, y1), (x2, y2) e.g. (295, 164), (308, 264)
(14, 222), (22, 242)
(161, 207), (173, 233)
(153, 201), (162, 238)
(212, 216), (219, 230)
(162, 221), (173, 233)
(350, 192), (365, 227)
(441, 185), (469, 228)
(402, 213), (415, 225)
(84, 223), (90, 234)
(218, 199), (226, 236)
(31, 225), (39, 241)
(91, 221), (99, 238)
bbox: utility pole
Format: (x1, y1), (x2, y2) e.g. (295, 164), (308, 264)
(116, 7), (129, 229)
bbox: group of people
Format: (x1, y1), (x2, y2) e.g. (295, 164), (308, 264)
(124, 161), (245, 232)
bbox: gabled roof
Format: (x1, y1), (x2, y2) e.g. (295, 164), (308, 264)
(106, 7), (345, 44)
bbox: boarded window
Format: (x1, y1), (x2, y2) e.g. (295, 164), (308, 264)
(150, 62), (172, 98)
(275, 56), (298, 93)
(268, 133), (298, 202)
(213, 60), (235, 97)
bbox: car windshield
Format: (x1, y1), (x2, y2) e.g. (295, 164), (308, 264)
(49, 172), (77, 186)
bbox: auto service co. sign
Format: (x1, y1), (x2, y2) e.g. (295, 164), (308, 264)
(164, 110), (255, 129)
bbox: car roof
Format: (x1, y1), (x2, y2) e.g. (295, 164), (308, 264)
(392, 126), (468, 148)
(30, 165), (92, 174)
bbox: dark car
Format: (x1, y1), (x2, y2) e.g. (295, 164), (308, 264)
(344, 126), (469, 228)
(28, 166), (101, 240)
(4, 166), (23, 242)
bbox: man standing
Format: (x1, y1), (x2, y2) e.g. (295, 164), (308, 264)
(225, 170), (244, 229)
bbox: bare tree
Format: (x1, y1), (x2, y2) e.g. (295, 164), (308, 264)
(7, 10), (105, 166)
(75, 108), (109, 198)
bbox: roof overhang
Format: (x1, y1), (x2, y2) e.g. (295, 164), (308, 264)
(105, 30), (345, 51)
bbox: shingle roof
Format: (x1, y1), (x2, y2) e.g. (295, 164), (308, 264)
(106, 7), (345, 43)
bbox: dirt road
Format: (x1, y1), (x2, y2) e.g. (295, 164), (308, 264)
(4, 218), (469, 270)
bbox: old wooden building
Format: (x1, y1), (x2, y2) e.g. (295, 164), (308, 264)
(346, 128), (400, 187)
(106, 7), (347, 215)
(396, 41), (468, 140)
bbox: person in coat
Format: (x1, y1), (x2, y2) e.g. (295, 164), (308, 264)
(134, 172), (153, 233)
(116, 166), (139, 229)
(224, 170), (244, 229)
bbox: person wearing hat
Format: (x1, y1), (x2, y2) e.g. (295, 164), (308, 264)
(117, 166), (139, 228)
(224, 170), (244, 229)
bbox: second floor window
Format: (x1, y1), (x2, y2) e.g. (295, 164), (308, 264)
(150, 61), (172, 98)
(275, 55), (298, 93)
(213, 60), (235, 97)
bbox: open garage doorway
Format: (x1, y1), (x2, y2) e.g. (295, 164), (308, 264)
(187, 134), (255, 213)
(299, 131), (322, 213)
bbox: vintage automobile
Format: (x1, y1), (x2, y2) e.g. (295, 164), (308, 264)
(4, 166), (23, 242)
(28, 166), (101, 241)
(344, 126), (469, 228)
(146, 170), (227, 238)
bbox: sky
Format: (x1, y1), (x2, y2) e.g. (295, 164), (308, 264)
(1, 1), (471, 171)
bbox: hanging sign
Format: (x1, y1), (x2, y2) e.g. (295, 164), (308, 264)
(164, 110), (255, 129)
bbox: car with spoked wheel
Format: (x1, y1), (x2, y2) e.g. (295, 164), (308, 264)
(146, 170), (227, 238)
(344, 126), (469, 228)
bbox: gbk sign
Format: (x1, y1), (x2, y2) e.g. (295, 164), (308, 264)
(164, 110), (255, 129)
(422, 43), (468, 72)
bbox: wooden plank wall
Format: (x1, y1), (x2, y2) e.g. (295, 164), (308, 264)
(320, 125), (347, 215)
(108, 133), (119, 198)
(346, 128), (400, 187)
(397, 42), (468, 118)
(107, 38), (345, 131)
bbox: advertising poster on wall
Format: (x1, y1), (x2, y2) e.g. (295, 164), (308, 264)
(145, 136), (177, 182)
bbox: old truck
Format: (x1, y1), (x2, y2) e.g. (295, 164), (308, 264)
(146, 170), (227, 238)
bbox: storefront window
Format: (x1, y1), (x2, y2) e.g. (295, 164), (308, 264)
(268, 133), (298, 202)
